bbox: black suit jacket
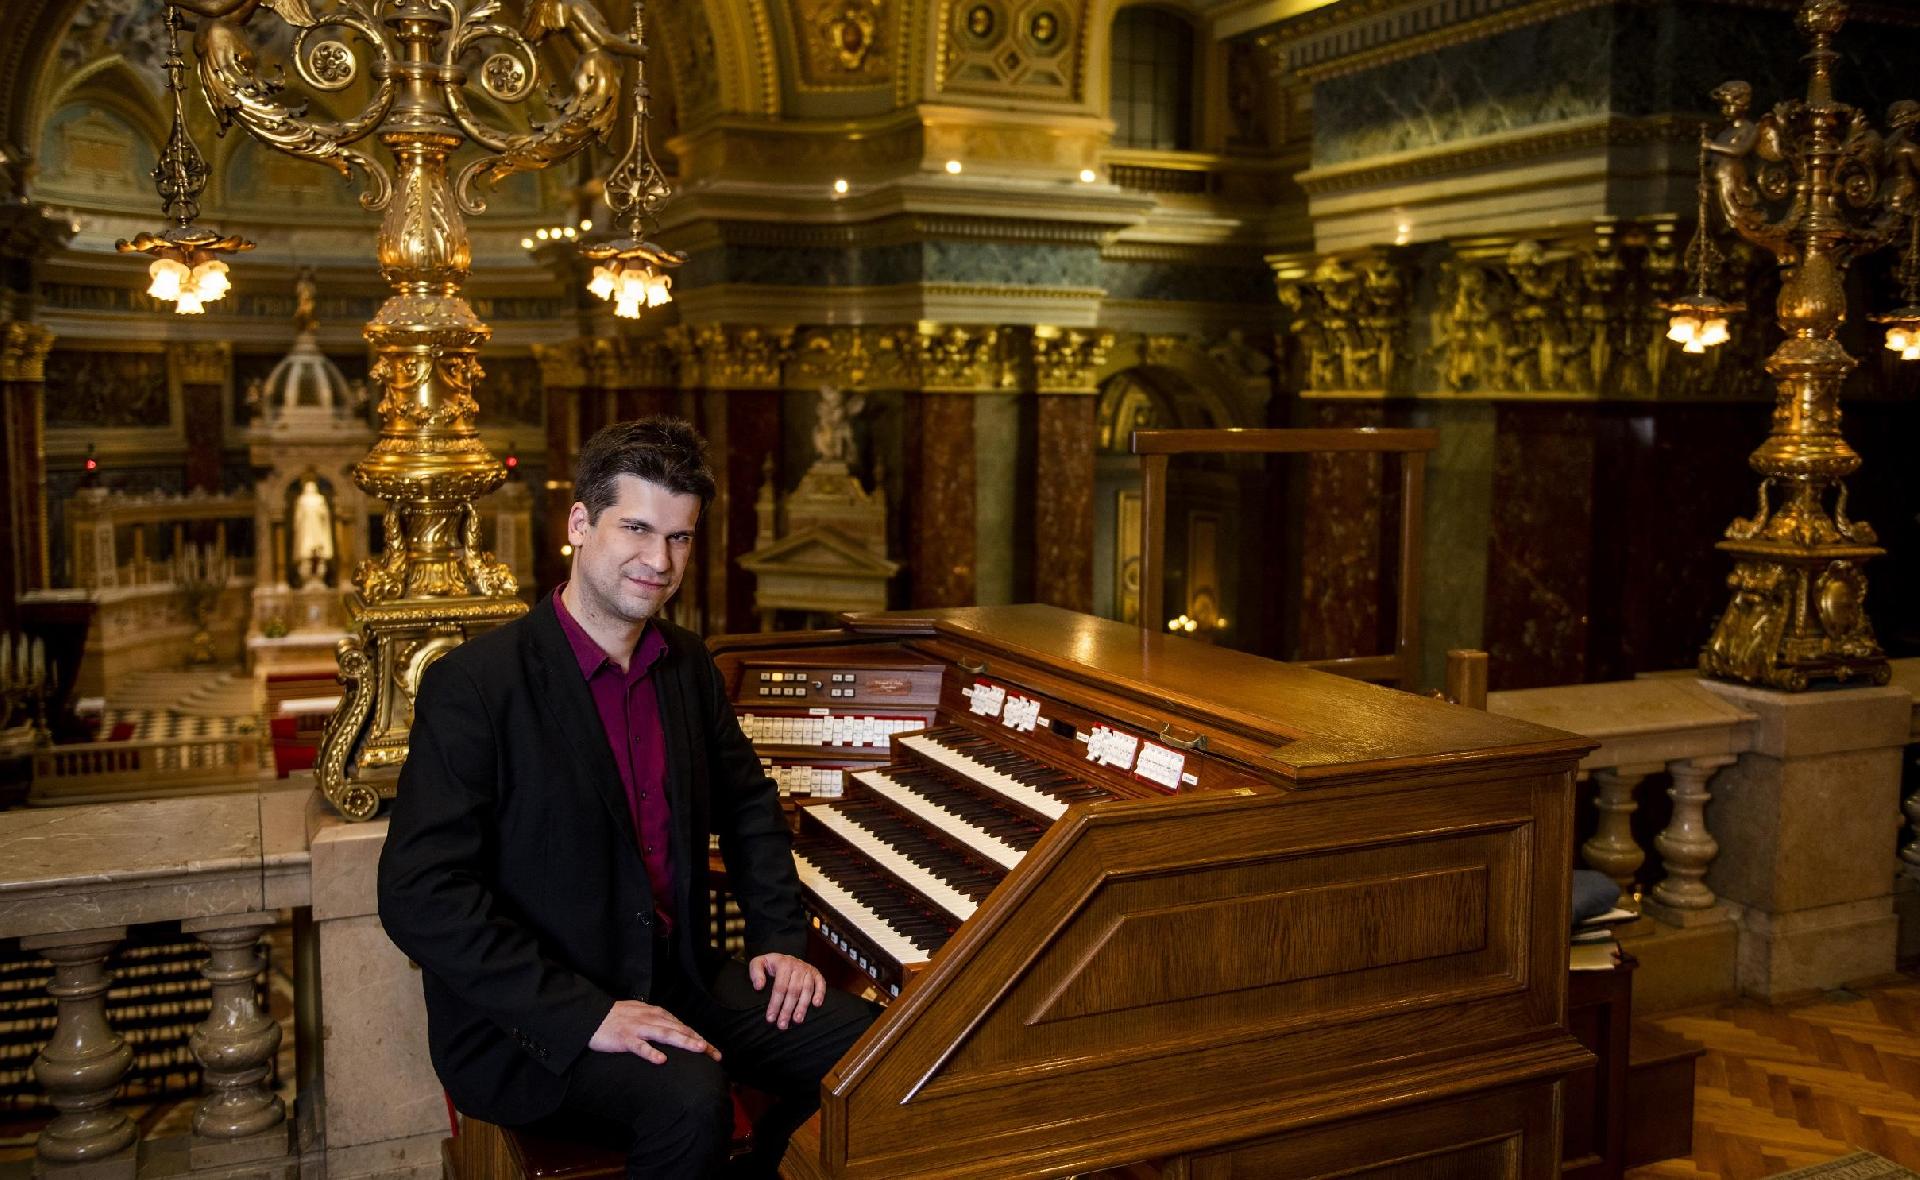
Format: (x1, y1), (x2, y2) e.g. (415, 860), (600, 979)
(376, 597), (807, 1126)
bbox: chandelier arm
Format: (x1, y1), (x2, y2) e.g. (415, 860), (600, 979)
(181, 2), (395, 210)
(453, 0), (643, 215)
(439, 20), (542, 154)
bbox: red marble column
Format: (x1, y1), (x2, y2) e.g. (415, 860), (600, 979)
(699, 388), (782, 635)
(171, 342), (231, 493)
(908, 393), (977, 608)
(1293, 401), (1387, 662)
(1, 323), (55, 624)
(1033, 394), (1095, 612)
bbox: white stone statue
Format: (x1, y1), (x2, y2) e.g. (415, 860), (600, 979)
(812, 386), (863, 466)
(291, 479), (334, 588)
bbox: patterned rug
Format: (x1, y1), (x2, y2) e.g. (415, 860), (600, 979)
(1769, 1153), (1920, 1179)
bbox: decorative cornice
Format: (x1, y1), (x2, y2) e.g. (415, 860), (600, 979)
(1031, 327), (1114, 394)
(1, 320), (54, 381)
(711, 213), (1117, 253)
(1258, 0), (1615, 83)
(1296, 115), (1693, 196)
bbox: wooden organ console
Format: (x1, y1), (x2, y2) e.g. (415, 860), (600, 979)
(711, 604), (1596, 1180)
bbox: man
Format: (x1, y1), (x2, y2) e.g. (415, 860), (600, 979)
(378, 417), (876, 1178)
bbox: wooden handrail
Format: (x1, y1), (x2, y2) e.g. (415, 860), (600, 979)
(1131, 427), (1438, 689)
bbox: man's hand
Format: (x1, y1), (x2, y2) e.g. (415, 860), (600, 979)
(588, 1000), (721, 1064)
(748, 953), (826, 1030)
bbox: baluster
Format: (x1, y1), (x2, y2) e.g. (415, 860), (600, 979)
(22, 927), (136, 1174)
(1650, 755), (1738, 912)
(184, 912), (287, 1166)
(1579, 763), (1662, 910)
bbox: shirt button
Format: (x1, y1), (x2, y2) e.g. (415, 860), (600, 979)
(644, 844), (655, 853)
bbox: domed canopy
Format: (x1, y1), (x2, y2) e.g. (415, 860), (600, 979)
(260, 333), (354, 416)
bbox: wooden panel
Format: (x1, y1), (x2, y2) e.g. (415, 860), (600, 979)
(818, 781), (1583, 1179)
(1028, 864), (1489, 1025)
(1186, 1083), (1555, 1180)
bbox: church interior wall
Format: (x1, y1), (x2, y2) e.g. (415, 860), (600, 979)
(0, 0), (1917, 684)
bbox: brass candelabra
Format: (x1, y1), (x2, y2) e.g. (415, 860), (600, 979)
(1673, 0), (1919, 691)
(130, 0), (677, 818)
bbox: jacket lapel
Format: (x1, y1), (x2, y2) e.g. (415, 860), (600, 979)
(526, 598), (640, 857)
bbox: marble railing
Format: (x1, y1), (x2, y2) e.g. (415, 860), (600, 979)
(1490, 676), (1757, 921)
(30, 733), (266, 806)
(0, 790), (310, 1177)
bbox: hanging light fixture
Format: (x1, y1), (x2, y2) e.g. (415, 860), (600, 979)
(1872, 207), (1920, 360)
(115, 6), (252, 313)
(1661, 136), (1742, 353)
(581, 1), (685, 319)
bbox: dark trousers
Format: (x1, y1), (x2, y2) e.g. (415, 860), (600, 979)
(522, 943), (877, 1179)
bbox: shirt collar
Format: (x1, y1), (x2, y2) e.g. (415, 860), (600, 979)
(552, 583), (668, 681)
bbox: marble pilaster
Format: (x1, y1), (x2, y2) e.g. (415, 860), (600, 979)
(1484, 404), (1594, 689)
(307, 799), (449, 1169)
(1, 322), (54, 623)
(700, 388), (784, 634)
(171, 342), (231, 495)
(1032, 394), (1096, 613)
(1293, 401), (1385, 663)
(908, 393), (977, 608)
(972, 395), (1019, 607)
(1696, 680), (1911, 999)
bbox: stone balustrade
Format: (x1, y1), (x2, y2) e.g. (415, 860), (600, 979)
(1493, 661), (1920, 1006)
(30, 733), (266, 807)
(0, 790), (310, 1179)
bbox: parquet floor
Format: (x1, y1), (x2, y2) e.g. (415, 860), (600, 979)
(1627, 973), (1920, 1179)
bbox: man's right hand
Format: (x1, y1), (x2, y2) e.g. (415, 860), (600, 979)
(588, 1000), (722, 1064)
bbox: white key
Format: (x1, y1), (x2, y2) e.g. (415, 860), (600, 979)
(808, 807), (978, 922)
(794, 853), (931, 968)
(898, 733), (1067, 820)
(854, 770), (1025, 871)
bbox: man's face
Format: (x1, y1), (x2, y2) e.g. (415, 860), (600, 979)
(567, 475), (701, 626)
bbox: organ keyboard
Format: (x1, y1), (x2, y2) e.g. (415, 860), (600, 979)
(712, 605), (1595, 1180)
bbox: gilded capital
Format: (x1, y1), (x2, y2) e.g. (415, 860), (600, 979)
(0, 322), (55, 382)
(911, 323), (1001, 392)
(532, 339), (593, 389)
(1031, 327), (1114, 394)
(169, 340), (232, 386)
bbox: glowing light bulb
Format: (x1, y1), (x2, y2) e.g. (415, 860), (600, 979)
(174, 288), (205, 315)
(587, 265), (617, 300)
(1699, 318), (1729, 348)
(146, 257), (189, 301)
(614, 294), (642, 319)
(190, 259), (229, 301)
(520, 237), (534, 249)
(1078, 168), (1097, 183)
(579, 219), (593, 231)
(645, 271), (672, 308)
(1666, 315), (1700, 345)
(833, 178), (849, 194)
(1904, 345), (1920, 361)
(944, 159), (963, 175)
(1888, 326), (1916, 353)
(560, 543), (574, 557)
(1683, 337), (1705, 354)
(562, 226), (576, 239)
(536, 228), (550, 240)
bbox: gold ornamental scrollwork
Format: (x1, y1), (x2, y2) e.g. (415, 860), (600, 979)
(165, 0), (664, 817)
(1273, 250), (1408, 395)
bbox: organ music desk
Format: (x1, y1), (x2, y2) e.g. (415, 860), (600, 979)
(711, 605), (1596, 1180)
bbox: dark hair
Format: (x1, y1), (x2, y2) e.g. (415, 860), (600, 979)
(573, 416), (718, 520)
